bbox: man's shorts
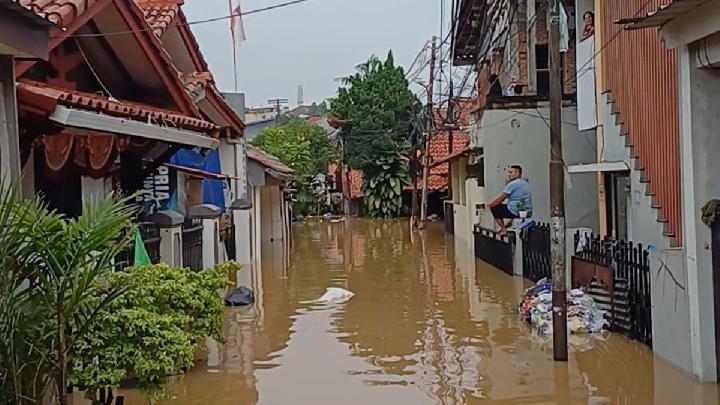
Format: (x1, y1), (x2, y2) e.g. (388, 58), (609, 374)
(491, 205), (519, 219)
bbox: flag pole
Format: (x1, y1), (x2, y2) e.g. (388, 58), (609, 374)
(229, 0), (238, 92)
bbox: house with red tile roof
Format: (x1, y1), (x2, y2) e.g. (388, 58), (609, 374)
(15, 0), (223, 217)
(130, 0), (294, 246)
(11, 0), (292, 269)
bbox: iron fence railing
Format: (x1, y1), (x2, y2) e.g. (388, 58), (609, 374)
(573, 231), (652, 347)
(521, 223), (551, 282)
(183, 218), (203, 271)
(473, 225), (514, 276)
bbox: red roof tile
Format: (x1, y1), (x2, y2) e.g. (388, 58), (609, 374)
(140, 7), (245, 136)
(19, 0), (99, 28)
(417, 99), (475, 191)
(134, 0), (183, 37)
(424, 133), (470, 190)
(247, 145), (293, 175)
(430, 145), (470, 168)
(178, 71), (213, 93)
(17, 80), (218, 133)
(348, 169), (363, 199)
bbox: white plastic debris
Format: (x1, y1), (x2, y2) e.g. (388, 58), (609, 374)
(519, 279), (609, 336)
(315, 287), (355, 303)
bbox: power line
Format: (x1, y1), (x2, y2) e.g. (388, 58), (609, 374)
(66, 0), (312, 38)
(405, 41), (430, 77)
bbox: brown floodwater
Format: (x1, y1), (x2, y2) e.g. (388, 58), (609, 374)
(76, 219), (718, 404)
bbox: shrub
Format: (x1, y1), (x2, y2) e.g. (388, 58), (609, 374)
(72, 262), (237, 403)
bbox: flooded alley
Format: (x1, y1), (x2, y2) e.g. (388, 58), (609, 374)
(118, 219), (717, 404)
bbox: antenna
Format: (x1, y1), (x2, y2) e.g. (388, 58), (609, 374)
(297, 85), (304, 105)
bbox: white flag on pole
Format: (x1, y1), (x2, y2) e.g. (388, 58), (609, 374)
(229, 0), (247, 47)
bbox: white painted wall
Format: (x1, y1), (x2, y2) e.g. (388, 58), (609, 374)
(218, 140), (236, 203)
(480, 107), (599, 230)
(677, 44), (718, 381)
(259, 186), (272, 242)
(252, 185), (262, 268)
(269, 184), (284, 241)
(650, 248), (694, 375)
(81, 176), (110, 204)
(451, 158), (484, 249)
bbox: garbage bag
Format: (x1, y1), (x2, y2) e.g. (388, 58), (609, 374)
(315, 287), (354, 303)
(225, 286), (255, 306)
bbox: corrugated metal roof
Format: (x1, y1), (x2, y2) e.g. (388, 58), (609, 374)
(616, 0), (710, 30)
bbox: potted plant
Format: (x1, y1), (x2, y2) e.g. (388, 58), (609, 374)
(518, 199), (528, 219)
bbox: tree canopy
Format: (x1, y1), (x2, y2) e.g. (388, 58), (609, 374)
(251, 120), (336, 215)
(251, 120), (335, 178)
(330, 52), (421, 171)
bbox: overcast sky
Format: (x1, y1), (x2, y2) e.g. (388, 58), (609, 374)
(183, 0), (443, 109)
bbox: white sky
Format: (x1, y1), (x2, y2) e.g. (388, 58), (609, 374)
(183, 0), (443, 109)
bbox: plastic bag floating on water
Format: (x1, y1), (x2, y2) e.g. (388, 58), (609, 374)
(315, 287), (355, 303)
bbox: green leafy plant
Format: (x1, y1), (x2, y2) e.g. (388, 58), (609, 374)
(330, 52), (420, 218)
(0, 185), (56, 404)
(362, 156), (409, 219)
(71, 261), (236, 404)
(251, 120), (336, 215)
(330, 52), (421, 170)
(0, 185), (138, 405)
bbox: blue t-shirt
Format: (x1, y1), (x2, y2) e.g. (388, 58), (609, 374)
(503, 178), (533, 215)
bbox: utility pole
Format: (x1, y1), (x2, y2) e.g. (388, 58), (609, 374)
(410, 118), (420, 228)
(420, 36), (437, 229)
(267, 98), (288, 123)
(549, 0), (568, 361)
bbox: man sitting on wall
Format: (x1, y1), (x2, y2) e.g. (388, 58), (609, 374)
(488, 165), (533, 235)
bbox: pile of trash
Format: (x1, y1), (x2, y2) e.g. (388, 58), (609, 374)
(518, 278), (609, 336)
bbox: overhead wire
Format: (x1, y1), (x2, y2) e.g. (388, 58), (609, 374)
(66, 0), (312, 38)
(405, 40), (431, 78)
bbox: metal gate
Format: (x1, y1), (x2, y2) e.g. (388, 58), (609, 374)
(474, 226), (514, 276)
(573, 232), (652, 347)
(521, 223), (551, 282)
(182, 218), (203, 271)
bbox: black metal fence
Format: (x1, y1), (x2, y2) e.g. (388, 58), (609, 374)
(474, 226), (514, 276)
(220, 217), (236, 261)
(444, 202), (454, 235)
(521, 223), (551, 282)
(115, 223), (161, 270)
(182, 218), (204, 271)
(573, 231), (652, 347)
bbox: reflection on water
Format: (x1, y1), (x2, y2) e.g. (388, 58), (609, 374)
(97, 220), (719, 404)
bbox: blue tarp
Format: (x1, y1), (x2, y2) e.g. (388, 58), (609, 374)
(171, 148), (227, 212)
